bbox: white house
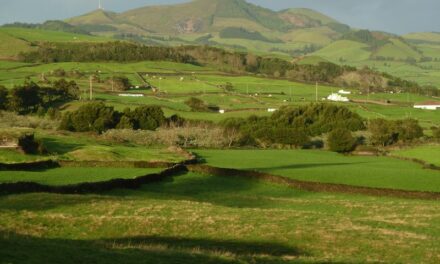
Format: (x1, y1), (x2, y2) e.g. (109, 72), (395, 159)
(338, 89), (351, 95)
(414, 101), (440, 110)
(267, 108), (277, 112)
(327, 93), (349, 102)
(219, 109), (225, 114)
(118, 93), (144, 97)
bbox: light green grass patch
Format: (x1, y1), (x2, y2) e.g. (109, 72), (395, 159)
(0, 167), (161, 186)
(195, 149), (440, 192)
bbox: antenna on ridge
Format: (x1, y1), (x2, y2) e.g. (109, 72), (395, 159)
(98, 0), (103, 10)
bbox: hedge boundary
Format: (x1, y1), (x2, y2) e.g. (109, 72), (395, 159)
(187, 164), (440, 200)
(0, 160), (59, 171)
(0, 164), (187, 195)
(0, 158), (198, 171)
(387, 155), (440, 171)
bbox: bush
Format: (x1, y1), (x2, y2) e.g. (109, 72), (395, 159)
(185, 97), (208, 112)
(60, 103), (166, 133)
(327, 128), (356, 153)
(18, 134), (47, 155)
(59, 102), (117, 133)
(110, 76), (132, 91)
(369, 118), (424, 146)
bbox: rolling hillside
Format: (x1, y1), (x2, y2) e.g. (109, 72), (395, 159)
(2, 0), (440, 86)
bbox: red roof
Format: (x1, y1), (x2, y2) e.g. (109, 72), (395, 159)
(414, 101), (440, 106)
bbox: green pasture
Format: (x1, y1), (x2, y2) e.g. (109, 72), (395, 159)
(38, 132), (186, 163)
(0, 167), (161, 186)
(0, 172), (439, 263)
(195, 149), (440, 192)
(0, 149), (51, 164)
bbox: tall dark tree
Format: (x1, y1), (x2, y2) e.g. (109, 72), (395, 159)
(327, 128), (356, 153)
(8, 82), (42, 114)
(0, 85), (8, 110)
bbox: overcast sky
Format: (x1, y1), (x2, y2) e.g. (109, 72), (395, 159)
(0, 0), (438, 34)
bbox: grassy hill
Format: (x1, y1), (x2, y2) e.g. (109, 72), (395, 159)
(403, 32), (440, 44)
(0, 27), (111, 59)
(313, 40), (371, 62)
(0, 31), (33, 59)
(278, 8), (339, 26)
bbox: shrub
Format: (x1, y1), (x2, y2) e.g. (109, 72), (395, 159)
(327, 128), (356, 153)
(60, 102), (117, 133)
(185, 97), (208, 112)
(110, 76), (132, 91)
(395, 119), (424, 142)
(369, 118), (424, 146)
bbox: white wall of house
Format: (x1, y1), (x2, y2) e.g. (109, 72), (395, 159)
(414, 105), (440, 110)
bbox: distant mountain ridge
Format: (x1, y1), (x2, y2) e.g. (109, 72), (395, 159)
(66, 0), (345, 34)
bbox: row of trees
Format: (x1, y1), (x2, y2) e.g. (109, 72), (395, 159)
(57, 102), (429, 152)
(0, 80), (79, 114)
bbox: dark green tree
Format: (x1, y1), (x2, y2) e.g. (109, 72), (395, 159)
(0, 85), (8, 110)
(395, 119), (424, 142)
(8, 82), (42, 114)
(368, 119), (398, 147)
(327, 128), (356, 153)
(60, 102), (117, 133)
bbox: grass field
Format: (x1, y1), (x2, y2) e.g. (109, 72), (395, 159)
(195, 149), (440, 192)
(0, 167), (161, 186)
(0, 27), (109, 43)
(38, 132), (186, 163)
(392, 145), (440, 166)
(1, 172), (439, 263)
(0, 149), (51, 164)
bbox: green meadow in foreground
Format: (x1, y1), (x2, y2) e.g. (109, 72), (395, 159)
(0, 172), (439, 263)
(0, 167), (162, 186)
(195, 149), (440, 192)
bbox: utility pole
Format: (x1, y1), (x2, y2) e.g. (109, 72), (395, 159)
(111, 73), (114, 92)
(290, 87), (292, 102)
(315, 81), (318, 102)
(89, 76), (93, 100)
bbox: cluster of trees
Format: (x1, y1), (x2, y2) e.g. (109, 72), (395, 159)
(59, 102), (168, 133)
(368, 118), (424, 146)
(220, 104), (365, 148)
(20, 42), (197, 64)
(0, 80), (79, 114)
